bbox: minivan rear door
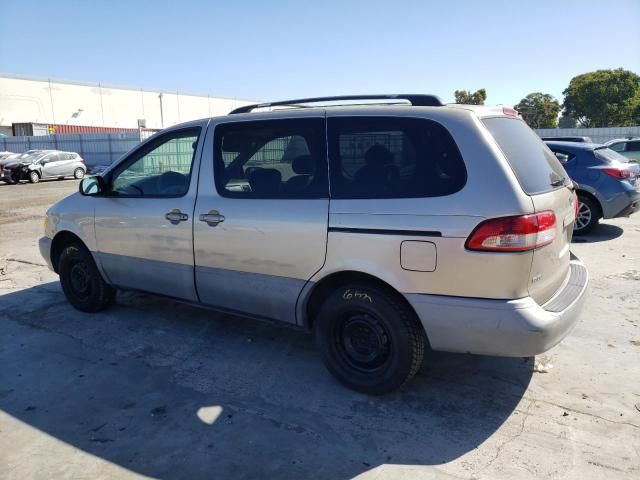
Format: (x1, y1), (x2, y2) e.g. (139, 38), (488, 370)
(483, 117), (575, 304)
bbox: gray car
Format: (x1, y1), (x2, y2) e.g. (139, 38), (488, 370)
(39, 94), (589, 393)
(3, 150), (86, 183)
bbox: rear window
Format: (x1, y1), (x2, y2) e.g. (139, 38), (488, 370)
(594, 147), (630, 164)
(328, 116), (466, 199)
(483, 117), (567, 195)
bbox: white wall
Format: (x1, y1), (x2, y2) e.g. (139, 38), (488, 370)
(0, 75), (256, 130)
(535, 126), (640, 144)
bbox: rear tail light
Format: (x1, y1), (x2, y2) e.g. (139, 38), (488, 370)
(78, 157), (85, 164)
(601, 167), (631, 179)
(573, 192), (579, 219)
(466, 211), (556, 252)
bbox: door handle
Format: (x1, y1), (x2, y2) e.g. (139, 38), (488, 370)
(165, 209), (189, 224)
(199, 210), (225, 226)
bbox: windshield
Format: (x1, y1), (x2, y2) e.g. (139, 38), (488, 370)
(595, 147), (630, 164)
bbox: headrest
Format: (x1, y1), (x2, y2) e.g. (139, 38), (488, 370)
(364, 145), (394, 167)
(248, 168), (282, 193)
(292, 155), (314, 175)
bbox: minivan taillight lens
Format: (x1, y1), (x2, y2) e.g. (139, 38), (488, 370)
(466, 212), (556, 252)
(601, 167), (631, 179)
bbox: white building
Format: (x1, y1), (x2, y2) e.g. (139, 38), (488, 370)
(0, 74), (257, 135)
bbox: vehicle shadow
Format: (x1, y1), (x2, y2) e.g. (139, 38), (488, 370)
(572, 223), (624, 243)
(0, 282), (533, 479)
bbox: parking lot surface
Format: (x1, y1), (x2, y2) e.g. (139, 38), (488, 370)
(1, 179), (639, 479)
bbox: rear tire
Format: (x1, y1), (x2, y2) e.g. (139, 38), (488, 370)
(314, 282), (425, 394)
(58, 244), (115, 312)
(29, 171), (40, 183)
(574, 195), (600, 235)
(74, 168), (85, 179)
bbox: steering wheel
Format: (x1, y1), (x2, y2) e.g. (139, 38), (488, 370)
(158, 171), (187, 195)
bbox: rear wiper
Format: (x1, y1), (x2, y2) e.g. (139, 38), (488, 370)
(550, 177), (567, 187)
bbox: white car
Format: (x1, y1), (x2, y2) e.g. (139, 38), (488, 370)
(605, 138), (640, 162)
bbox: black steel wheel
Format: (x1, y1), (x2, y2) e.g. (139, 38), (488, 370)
(58, 244), (115, 312)
(314, 282), (425, 394)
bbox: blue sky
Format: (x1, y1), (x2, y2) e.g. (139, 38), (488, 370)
(1, 0), (639, 106)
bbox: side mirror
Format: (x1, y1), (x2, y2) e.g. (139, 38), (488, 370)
(79, 175), (106, 196)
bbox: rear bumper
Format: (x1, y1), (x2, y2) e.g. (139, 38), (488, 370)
(604, 188), (640, 218)
(39, 236), (54, 272)
(612, 190), (640, 218)
(405, 258), (589, 357)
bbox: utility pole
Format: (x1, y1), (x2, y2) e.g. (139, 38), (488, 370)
(98, 83), (105, 125)
(158, 93), (164, 128)
(48, 78), (56, 124)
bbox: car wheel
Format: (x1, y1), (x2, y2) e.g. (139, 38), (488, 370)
(58, 244), (116, 312)
(314, 282), (426, 394)
(74, 168), (85, 179)
(574, 195), (599, 235)
(29, 171), (40, 183)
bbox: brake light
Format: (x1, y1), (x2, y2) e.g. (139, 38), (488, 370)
(601, 167), (631, 179)
(466, 211), (556, 252)
(574, 192), (579, 219)
(502, 107), (519, 117)
(78, 157), (85, 164)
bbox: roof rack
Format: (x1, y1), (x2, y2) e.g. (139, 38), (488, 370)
(228, 94), (444, 114)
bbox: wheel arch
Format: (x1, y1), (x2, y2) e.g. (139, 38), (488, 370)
(298, 270), (423, 333)
(50, 230), (89, 273)
(576, 189), (603, 219)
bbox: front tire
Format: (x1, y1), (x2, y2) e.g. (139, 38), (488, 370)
(58, 244), (115, 312)
(29, 171), (40, 183)
(74, 168), (85, 179)
(314, 282), (426, 394)
(574, 195), (600, 235)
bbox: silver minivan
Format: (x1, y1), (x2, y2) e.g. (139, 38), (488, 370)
(39, 95), (589, 393)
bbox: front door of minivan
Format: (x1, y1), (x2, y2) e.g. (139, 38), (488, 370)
(93, 125), (205, 301)
(193, 116), (329, 324)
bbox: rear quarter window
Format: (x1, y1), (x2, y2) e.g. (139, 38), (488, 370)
(594, 147), (630, 164)
(328, 116), (467, 199)
(483, 117), (567, 195)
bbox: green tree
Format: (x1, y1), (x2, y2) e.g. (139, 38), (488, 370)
(454, 88), (487, 105)
(514, 93), (561, 128)
(558, 114), (577, 128)
(562, 68), (640, 127)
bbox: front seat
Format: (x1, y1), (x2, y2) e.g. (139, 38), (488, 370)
(284, 155), (314, 193)
(248, 168), (282, 195)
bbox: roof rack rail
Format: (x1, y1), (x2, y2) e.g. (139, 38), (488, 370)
(229, 94), (444, 114)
